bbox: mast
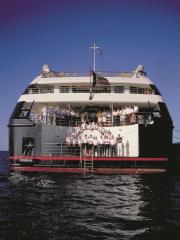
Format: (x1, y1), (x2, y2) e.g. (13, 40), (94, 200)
(89, 42), (101, 71)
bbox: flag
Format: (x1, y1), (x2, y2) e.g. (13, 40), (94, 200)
(89, 91), (93, 100)
(89, 71), (109, 100)
(92, 71), (110, 86)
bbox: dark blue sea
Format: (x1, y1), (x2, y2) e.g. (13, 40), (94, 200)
(0, 151), (180, 240)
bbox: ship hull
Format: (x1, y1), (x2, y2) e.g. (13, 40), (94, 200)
(9, 120), (171, 174)
(10, 166), (166, 174)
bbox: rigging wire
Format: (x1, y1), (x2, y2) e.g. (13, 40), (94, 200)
(173, 136), (180, 140)
(174, 129), (180, 134)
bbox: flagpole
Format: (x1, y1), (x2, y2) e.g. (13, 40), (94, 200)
(89, 68), (92, 100)
(112, 103), (114, 126)
(89, 42), (102, 100)
(90, 42), (101, 72)
(93, 42), (96, 71)
(90, 67), (92, 92)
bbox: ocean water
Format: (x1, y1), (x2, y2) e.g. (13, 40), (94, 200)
(0, 151), (180, 240)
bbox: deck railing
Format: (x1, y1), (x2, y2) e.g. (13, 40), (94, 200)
(39, 71), (134, 78)
(27, 88), (54, 94)
(42, 143), (130, 158)
(28, 112), (154, 127)
(25, 86), (154, 95)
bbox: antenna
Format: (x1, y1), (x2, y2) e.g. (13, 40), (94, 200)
(89, 42), (101, 71)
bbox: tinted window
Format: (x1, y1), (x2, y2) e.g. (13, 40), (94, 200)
(114, 86), (124, 93)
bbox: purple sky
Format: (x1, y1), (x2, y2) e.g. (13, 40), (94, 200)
(0, 0), (180, 150)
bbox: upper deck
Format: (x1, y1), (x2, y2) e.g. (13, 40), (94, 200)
(18, 64), (164, 106)
(31, 69), (154, 85)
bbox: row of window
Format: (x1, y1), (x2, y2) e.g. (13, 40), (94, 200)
(25, 85), (155, 95)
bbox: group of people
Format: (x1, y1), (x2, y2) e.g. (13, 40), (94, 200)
(65, 127), (128, 157)
(30, 104), (139, 127)
(41, 106), (78, 126)
(112, 105), (138, 125)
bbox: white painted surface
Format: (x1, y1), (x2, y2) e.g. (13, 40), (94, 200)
(74, 124), (139, 157)
(31, 75), (153, 85)
(18, 92), (164, 105)
(107, 125), (139, 157)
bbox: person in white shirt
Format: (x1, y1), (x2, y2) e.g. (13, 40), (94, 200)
(42, 105), (48, 124)
(88, 135), (93, 156)
(66, 135), (72, 155)
(71, 137), (77, 155)
(110, 136), (116, 156)
(77, 136), (82, 155)
(99, 135), (104, 156)
(70, 110), (76, 126)
(78, 136), (82, 147)
(91, 121), (96, 129)
(120, 107), (126, 126)
(82, 134), (88, 156)
(104, 136), (110, 157)
(106, 110), (111, 126)
(112, 109), (117, 126)
(116, 134), (124, 156)
(124, 106), (131, 124)
(81, 121), (87, 130)
(102, 110), (107, 126)
(133, 105), (138, 113)
(96, 110), (102, 126)
(93, 136), (99, 156)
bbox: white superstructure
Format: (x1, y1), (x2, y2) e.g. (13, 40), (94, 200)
(18, 65), (164, 110)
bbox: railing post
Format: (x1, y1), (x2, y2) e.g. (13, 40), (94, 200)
(80, 146), (82, 167)
(61, 143), (62, 156)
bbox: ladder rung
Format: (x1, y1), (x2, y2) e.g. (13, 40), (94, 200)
(82, 154), (94, 174)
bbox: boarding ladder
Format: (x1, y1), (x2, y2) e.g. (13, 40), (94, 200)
(79, 147), (94, 174)
(83, 154), (94, 174)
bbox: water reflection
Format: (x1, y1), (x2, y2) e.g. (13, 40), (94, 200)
(0, 154), (180, 240)
(4, 173), (148, 240)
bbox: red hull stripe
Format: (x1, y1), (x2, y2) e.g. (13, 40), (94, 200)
(10, 166), (166, 174)
(9, 155), (168, 162)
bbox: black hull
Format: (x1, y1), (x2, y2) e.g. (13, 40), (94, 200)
(9, 119), (172, 173)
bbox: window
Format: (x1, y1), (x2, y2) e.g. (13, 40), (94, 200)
(59, 86), (70, 93)
(39, 87), (54, 93)
(71, 85), (111, 93)
(150, 85), (161, 95)
(72, 86), (89, 93)
(114, 86), (124, 93)
(22, 137), (35, 156)
(93, 86), (111, 93)
(24, 85), (54, 94)
(130, 87), (144, 94)
(10, 102), (33, 119)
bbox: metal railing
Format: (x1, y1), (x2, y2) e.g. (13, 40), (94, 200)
(27, 88), (54, 94)
(42, 143), (134, 158)
(42, 143), (80, 156)
(130, 87), (154, 95)
(39, 71), (134, 78)
(29, 112), (154, 127)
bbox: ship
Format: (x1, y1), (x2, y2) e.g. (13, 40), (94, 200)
(8, 44), (173, 174)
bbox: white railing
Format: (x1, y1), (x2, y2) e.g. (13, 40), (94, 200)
(130, 87), (154, 95)
(42, 143), (131, 158)
(29, 113), (154, 127)
(27, 88), (54, 94)
(40, 71), (134, 78)
(42, 143), (80, 156)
